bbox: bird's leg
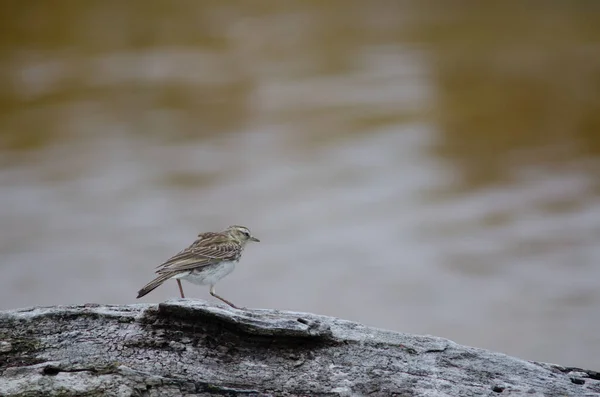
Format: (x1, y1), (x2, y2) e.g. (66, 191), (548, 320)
(177, 279), (185, 299)
(210, 285), (240, 309)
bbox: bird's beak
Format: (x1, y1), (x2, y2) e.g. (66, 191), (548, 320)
(250, 236), (260, 242)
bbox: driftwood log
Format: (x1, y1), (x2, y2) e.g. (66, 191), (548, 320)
(0, 300), (598, 396)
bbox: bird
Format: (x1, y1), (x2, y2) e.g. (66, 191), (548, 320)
(136, 225), (259, 309)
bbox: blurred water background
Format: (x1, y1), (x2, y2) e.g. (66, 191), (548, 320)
(1, 1), (599, 369)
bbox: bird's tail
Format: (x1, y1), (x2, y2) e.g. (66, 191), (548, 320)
(136, 273), (174, 299)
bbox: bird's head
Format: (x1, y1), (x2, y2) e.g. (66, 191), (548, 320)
(225, 225), (260, 244)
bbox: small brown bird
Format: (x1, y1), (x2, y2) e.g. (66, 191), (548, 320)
(136, 225), (259, 308)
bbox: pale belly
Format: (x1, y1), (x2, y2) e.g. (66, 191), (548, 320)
(172, 261), (237, 286)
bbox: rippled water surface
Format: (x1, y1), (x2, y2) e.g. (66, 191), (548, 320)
(1, 2), (599, 369)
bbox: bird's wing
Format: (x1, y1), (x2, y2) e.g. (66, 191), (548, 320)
(155, 233), (241, 274)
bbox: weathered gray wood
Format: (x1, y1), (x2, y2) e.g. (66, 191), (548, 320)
(0, 300), (598, 396)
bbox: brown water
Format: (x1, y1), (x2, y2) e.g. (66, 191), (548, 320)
(1, 2), (599, 369)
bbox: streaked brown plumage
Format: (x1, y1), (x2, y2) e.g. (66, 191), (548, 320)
(136, 225), (259, 308)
